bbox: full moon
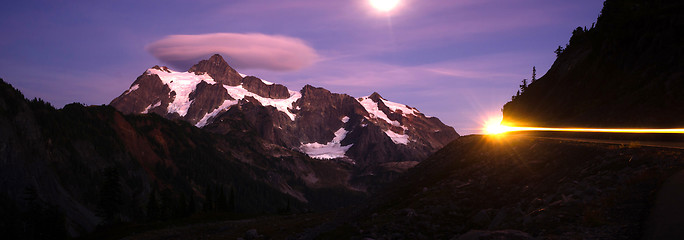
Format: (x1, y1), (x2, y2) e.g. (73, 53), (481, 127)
(369, 0), (400, 12)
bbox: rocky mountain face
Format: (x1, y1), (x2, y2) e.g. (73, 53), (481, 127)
(111, 54), (458, 172)
(0, 78), (365, 237)
(0, 55), (458, 237)
(502, 0), (684, 128)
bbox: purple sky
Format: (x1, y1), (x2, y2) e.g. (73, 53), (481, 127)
(0, 0), (603, 135)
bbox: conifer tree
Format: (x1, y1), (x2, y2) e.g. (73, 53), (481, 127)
(146, 190), (159, 220)
(228, 186), (235, 212)
(519, 79), (528, 93)
(159, 189), (174, 219)
(177, 193), (188, 217)
(217, 185), (229, 212)
(97, 167), (122, 224)
(188, 194), (196, 215)
(531, 66), (537, 83)
(555, 46), (564, 57)
(203, 185), (214, 212)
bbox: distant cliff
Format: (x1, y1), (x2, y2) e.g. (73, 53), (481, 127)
(503, 0), (684, 128)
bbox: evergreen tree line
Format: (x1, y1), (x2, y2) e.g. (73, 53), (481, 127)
(555, 23), (596, 58)
(512, 66), (536, 101)
(515, 22), (597, 101)
(145, 183), (236, 221)
(0, 187), (69, 240)
(145, 188), (196, 221)
(201, 184), (236, 213)
(96, 167), (237, 224)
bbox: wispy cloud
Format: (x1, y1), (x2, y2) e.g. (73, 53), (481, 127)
(146, 33), (319, 71)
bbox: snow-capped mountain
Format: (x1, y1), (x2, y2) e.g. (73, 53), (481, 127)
(111, 54), (458, 168)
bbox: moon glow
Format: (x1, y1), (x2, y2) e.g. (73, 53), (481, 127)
(369, 0), (400, 12)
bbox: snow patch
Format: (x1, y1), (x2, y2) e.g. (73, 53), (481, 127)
(260, 79), (274, 85)
(195, 99), (238, 127)
(341, 116), (350, 123)
(147, 67), (302, 126)
(300, 128), (352, 159)
(381, 98), (419, 116)
(384, 129), (410, 145)
(142, 100), (161, 114)
(125, 84), (140, 95)
(224, 84), (301, 121)
(147, 68), (215, 117)
(357, 97), (401, 126)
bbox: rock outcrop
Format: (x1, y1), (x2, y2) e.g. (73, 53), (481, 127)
(188, 54), (243, 86)
(242, 76), (290, 99)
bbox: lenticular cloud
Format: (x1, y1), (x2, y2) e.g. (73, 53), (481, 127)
(146, 33), (319, 71)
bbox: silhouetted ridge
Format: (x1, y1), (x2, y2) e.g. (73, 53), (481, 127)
(502, 0), (684, 128)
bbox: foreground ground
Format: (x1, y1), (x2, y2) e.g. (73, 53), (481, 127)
(119, 135), (684, 239)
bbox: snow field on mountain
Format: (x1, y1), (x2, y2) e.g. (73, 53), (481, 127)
(146, 68), (416, 149)
(147, 68), (215, 117)
(357, 96), (412, 145)
(300, 127), (352, 159)
(194, 84), (301, 127)
(381, 98), (419, 116)
(142, 101), (162, 114)
(223, 84), (301, 120)
(125, 84), (139, 94)
(195, 99), (238, 127)
(357, 97), (400, 126)
(384, 129), (410, 145)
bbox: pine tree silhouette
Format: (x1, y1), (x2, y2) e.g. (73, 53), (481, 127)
(217, 185), (229, 212)
(188, 194), (196, 215)
(97, 167), (122, 224)
(203, 184), (214, 212)
(228, 186), (235, 212)
(146, 189), (159, 221)
(555, 46), (564, 57)
(519, 79), (528, 93)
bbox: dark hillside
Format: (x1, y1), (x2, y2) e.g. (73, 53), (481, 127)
(0, 78), (364, 237)
(326, 135), (684, 239)
(503, 0), (684, 128)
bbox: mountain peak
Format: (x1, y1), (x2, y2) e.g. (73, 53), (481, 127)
(111, 57), (459, 169)
(301, 84), (331, 96)
(207, 54), (227, 65)
(368, 92), (384, 102)
(188, 54), (243, 86)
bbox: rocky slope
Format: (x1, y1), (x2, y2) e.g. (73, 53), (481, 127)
(502, 0), (684, 128)
(317, 135), (684, 239)
(0, 78), (365, 237)
(120, 135), (684, 239)
(110, 54), (458, 171)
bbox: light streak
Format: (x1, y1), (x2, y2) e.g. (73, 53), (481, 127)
(486, 125), (684, 135)
(481, 116), (684, 135)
